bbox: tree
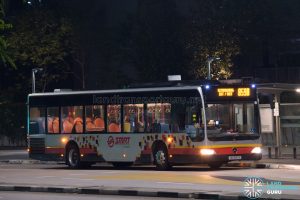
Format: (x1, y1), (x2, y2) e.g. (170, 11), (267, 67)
(0, 0), (15, 69)
(185, 1), (240, 80)
(6, 6), (75, 92)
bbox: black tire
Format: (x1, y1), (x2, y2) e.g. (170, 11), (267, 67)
(208, 162), (223, 169)
(112, 162), (133, 168)
(153, 144), (171, 170)
(66, 144), (81, 169)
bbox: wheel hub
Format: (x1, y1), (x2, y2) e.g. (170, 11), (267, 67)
(155, 150), (166, 165)
(68, 149), (78, 167)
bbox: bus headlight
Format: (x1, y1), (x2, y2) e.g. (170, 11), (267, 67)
(251, 147), (262, 154)
(200, 149), (216, 155)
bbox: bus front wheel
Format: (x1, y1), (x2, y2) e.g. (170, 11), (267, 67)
(153, 145), (171, 170)
(66, 144), (81, 169)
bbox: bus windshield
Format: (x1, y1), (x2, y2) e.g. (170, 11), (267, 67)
(204, 103), (259, 141)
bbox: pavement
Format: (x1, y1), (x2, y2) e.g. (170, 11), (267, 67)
(0, 149), (300, 199)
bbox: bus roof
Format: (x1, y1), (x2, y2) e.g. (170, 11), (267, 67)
(29, 85), (202, 97)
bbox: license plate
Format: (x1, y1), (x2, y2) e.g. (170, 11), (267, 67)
(228, 155), (242, 160)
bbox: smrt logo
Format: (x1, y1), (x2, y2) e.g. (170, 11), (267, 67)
(107, 136), (114, 147)
(107, 136), (130, 148)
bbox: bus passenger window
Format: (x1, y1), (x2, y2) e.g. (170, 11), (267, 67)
(85, 105), (105, 132)
(47, 107), (59, 133)
(29, 107), (45, 135)
(107, 105), (121, 133)
(146, 103), (171, 133)
(61, 106), (83, 134)
(123, 104), (144, 133)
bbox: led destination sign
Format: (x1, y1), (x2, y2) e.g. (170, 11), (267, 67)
(217, 88), (251, 97)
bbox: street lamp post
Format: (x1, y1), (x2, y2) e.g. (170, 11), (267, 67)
(32, 68), (43, 93)
(207, 57), (220, 80)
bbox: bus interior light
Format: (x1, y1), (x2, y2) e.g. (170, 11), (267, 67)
(251, 147), (262, 154)
(200, 149), (216, 155)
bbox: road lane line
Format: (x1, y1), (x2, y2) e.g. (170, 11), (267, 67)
(62, 178), (79, 180)
(35, 176), (56, 179)
(69, 173), (87, 176)
(62, 177), (96, 181)
(157, 182), (194, 185)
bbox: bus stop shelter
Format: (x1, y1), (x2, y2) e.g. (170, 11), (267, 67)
(257, 83), (300, 158)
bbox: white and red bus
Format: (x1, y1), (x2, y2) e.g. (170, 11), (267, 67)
(27, 80), (262, 170)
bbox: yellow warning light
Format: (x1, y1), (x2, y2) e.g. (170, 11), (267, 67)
(61, 137), (68, 144)
(167, 136), (173, 144)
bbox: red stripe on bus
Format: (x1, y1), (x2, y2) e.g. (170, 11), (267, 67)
(45, 148), (96, 154)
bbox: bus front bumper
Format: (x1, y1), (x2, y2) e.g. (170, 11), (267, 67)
(169, 153), (262, 164)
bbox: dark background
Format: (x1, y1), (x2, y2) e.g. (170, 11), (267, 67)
(1, 0), (300, 144)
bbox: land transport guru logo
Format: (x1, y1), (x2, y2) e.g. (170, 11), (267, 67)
(242, 176), (299, 199)
(107, 136), (130, 148)
(243, 177), (264, 199)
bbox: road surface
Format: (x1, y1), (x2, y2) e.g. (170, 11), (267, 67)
(0, 191), (180, 200)
(0, 162), (299, 199)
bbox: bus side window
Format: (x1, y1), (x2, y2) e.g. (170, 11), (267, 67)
(123, 104), (144, 133)
(107, 105), (121, 133)
(47, 107), (59, 133)
(85, 105), (105, 132)
(29, 107), (45, 135)
(61, 106), (83, 134)
(146, 103), (171, 133)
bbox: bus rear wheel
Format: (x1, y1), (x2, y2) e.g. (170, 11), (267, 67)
(153, 145), (171, 170)
(66, 144), (81, 169)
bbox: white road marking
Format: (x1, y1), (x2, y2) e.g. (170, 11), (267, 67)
(69, 173), (87, 176)
(62, 178), (79, 180)
(62, 177), (96, 181)
(35, 176), (56, 179)
(157, 182), (194, 185)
